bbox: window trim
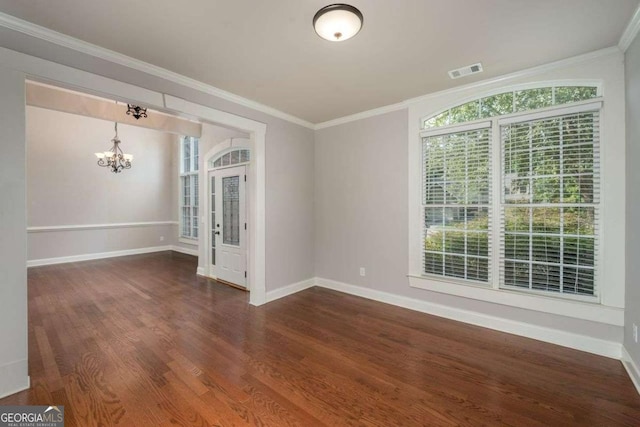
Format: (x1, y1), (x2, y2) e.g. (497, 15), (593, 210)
(411, 94), (613, 321)
(179, 136), (199, 242)
(419, 100), (603, 300)
(421, 81), (602, 130)
(208, 147), (251, 170)
(407, 274), (622, 325)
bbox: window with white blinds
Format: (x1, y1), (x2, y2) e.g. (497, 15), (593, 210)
(180, 136), (199, 240)
(500, 106), (600, 296)
(422, 124), (492, 282)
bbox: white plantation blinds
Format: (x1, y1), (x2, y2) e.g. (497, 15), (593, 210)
(500, 107), (600, 296)
(422, 124), (491, 282)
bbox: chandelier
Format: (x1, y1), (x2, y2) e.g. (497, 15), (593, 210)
(94, 122), (133, 173)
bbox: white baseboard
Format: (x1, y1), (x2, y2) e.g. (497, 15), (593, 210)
(315, 277), (622, 360)
(27, 245), (174, 267)
(196, 267), (205, 276)
(27, 245), (204, 267)
(265, 278), (316, 303)
(171, 245), (199, 256)
(622, 346), (640, 395)
(0, 359), (29, 399)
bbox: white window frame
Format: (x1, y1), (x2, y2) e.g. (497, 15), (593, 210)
(419, 100), (603, 302)
(420, 120), (493, 284)
(496, 101), (602, 302)
(408, 81), (623, 327)
(179, 136), (199, 243)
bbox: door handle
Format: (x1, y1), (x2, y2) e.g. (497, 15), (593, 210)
(214, 231), (220, 235)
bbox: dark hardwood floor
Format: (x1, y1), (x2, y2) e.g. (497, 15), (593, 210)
(1, 252), (639, 426)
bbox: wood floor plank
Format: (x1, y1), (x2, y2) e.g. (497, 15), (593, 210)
(1, 251), (639, 426)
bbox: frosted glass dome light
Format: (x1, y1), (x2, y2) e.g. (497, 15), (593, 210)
(313, 4), (363, 42)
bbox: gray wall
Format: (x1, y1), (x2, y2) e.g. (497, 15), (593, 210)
(315, 110), (409, 292)
(266, 119), (316, 289)
(27, 106), (175, 261)
(625, 34), (640, 365)
(315, 109), (621, 343)
(0, 66), (28, 397)
(0, 29), (316, 291)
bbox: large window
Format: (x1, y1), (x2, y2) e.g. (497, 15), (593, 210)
(180, 136), (199, 240)
(420, 85), (600, 300)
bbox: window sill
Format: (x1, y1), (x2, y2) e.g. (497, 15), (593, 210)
(408, 274), (623, 326)
(178, 237), (198, 246)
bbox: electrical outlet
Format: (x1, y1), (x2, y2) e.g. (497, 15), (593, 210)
(634, 323), (638, 343)
(160, 236), (165, 242)
(359, 267), (365, 277)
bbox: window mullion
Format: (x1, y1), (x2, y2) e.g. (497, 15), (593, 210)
(491, 118), (501, 289)
(464, 138), (468, 280)
(190, 172), (195, 238)
(528, 123), (533, 291)
(559, 118), (564, 294)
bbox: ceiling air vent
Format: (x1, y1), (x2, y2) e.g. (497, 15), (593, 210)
(448, 62), (483, 79)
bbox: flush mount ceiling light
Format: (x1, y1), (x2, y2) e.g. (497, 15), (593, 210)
(313, 4), (363, 42)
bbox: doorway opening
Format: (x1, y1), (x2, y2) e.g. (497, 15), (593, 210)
(20, 73), (267, 306)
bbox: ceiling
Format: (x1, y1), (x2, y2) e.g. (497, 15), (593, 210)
(0, 0), (637, 124)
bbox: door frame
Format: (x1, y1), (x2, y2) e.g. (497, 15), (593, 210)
(0, 46), (268, 307)
(203, 141), (251, 287)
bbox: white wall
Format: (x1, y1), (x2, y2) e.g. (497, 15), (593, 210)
(0, 66), (28, 398)
(625, 34), (640, 368)
(26, 106), (175, 262)
(315, 51), (626, 355)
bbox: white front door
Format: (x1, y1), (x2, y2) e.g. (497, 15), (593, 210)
(209, 165), (247, 288)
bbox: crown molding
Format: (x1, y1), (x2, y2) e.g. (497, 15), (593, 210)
(0, 12), (627, 131)
(315, 46), (620, 130)
(0, 12), (315, 130)
(315, 101), (408, 130)
(403, 46), (621, 106)
(619, 4), (640, 52)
